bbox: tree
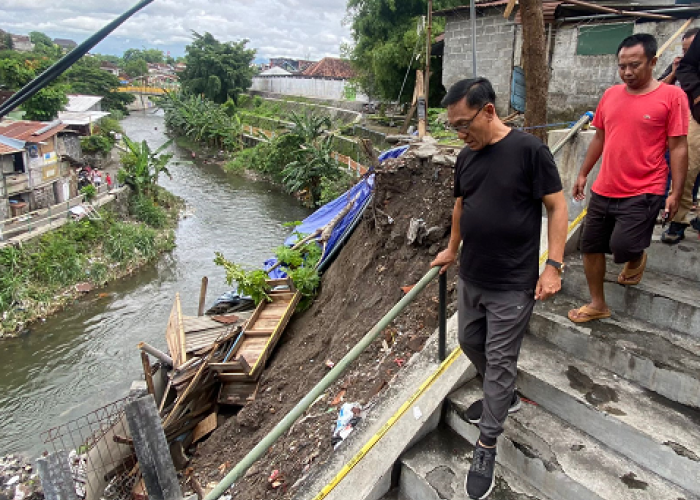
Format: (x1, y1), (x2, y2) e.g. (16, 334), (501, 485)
(0, 57), (34, 89)
(179, 32), (256, 104)
(118, 136), (173, 194)
(346, 0), (462, 104)
(123, 58), (148, 78)
(29, 31), (61, 58)
(64, 57), (135, 112)
(519, 0), (548, 142)
(23, 84), (69, 121)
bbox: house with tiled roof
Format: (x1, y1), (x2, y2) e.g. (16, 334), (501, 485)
(251, 56), (366, 102)
(302, 58), (355, 80)
(0, 120), (81, 219)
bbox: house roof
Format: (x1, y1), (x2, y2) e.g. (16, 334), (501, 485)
(303, 57), (355, 79)
(65, 94), (103, 112)
(58, 111), (110, 126)
(260, 66), (293, 76)
(0, 120), (67, 143)
(53, 38), (77, 48)
(100, 61), (118, 69)
(0, 135), (24, 155)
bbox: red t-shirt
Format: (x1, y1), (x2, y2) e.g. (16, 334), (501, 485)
(591, 83), (689, 198)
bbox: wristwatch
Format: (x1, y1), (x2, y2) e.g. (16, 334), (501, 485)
(545, 259), (564, 275)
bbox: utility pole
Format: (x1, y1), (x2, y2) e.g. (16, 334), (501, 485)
(425, 0), (433, 110)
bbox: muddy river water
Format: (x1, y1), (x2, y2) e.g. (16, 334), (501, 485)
(0, 111), (310, 457)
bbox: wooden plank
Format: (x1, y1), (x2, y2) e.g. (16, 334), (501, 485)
(165, 297), (182, 369)
(197, 277), (208, 317)
(503, 0), (517, 18)
(141, 352), (156, 396)
(249, 291), (301, 379)
(218, 381), (257, 405)
(176, 294), (186, 366)
(217, 373), (255, 383)
(192, 413), (218, 443)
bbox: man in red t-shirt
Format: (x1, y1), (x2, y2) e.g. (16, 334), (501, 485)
(569, 33), (689, 323)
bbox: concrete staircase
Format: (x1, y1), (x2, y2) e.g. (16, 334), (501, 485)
(380, 233), (700, 500)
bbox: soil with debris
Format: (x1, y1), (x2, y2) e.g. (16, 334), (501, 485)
(0, 455), (42, 500)
(185, 145), (462, 499)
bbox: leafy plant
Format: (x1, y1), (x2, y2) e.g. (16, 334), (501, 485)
(214, 252), (272, 304)
(80, 184), (97, 201)
(130, 194), (167, 228)
(118, 135), (173, 195)
(81, 135), (113, 156)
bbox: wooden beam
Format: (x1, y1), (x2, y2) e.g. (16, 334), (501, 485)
(141, 352), (156, 396)
(657, 18), (695, 58)
(197, 277), (208, 316)
(559, 0), (673, 20)
(504, 0), (517, 18)
(416, 69), (426, 139)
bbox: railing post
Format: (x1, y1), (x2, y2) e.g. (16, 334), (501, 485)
(438, 272), (447, 362)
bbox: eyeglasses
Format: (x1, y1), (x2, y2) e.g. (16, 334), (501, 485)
(447, 105), (485, 133)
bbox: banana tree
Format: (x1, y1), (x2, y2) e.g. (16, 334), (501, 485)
(118, 135), (174, 195)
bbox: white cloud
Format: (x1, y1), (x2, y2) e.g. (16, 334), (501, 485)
(0, 0), (352, 60)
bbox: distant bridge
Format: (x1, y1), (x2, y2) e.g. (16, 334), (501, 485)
(115, 86), (175, 96)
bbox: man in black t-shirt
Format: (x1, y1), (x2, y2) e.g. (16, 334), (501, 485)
(431, 78), (568, 500)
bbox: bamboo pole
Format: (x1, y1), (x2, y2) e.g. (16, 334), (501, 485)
(416, 70), (427, 139)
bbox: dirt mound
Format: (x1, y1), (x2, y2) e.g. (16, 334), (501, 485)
(187, 148), (460, 499)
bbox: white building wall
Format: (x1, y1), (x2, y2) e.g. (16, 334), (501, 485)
(250, 77), (369, 102)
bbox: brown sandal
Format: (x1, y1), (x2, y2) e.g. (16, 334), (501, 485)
(568, 305), (611, 323)
(618, 252), (647, 286)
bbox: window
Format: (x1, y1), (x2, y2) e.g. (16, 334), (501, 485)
(576, 23), (634, 56)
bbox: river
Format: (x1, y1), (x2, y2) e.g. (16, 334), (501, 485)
(0, 111), (311, 457)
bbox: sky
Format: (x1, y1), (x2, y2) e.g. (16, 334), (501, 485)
(0, 0), (353, 62)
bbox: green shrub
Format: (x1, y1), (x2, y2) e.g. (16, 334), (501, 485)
(103, 222), (158, 264)
(31, 234), (85, 287)
(130, 194), (168, 228)
(81, 135), (113, 155)
(80, 184), (97, 201)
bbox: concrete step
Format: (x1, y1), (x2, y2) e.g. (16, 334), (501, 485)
(517, 335), (700, 496)
(530, 293), (700, 408)
(447, 379), (695, 500)
(398, 426), (546, 500)
(562, 255), (700, 339)
(646, 225), (700, 282)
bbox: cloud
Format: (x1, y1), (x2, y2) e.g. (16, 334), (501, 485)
(0, 0), (353, 60)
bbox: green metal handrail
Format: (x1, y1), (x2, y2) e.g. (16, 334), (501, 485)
(204, 263), (443, 500)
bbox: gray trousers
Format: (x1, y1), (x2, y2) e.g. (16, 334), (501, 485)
(458, 277), (535, 444)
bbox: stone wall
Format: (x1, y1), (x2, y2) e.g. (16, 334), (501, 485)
(444, 14), (700, 120)
(443, 7), (517, 116)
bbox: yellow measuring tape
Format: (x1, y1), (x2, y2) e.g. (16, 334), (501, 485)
(314, 209), (589, 499)
(311, 347), (462, 500)
(538, 208), (588, 266)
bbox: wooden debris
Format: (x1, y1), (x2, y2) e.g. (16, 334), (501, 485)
(192, 412), (218, 443)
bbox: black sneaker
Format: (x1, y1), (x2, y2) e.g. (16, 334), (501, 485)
(661, 221), (688, 244)
(691, 217), (700, 232)
(465, 392), (521, 424)
(465, 442), (497, 499)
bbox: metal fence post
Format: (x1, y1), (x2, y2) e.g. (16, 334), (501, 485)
(125, 396), (182, 500)
(438, 272), (447, 362)
(36, 450), (76, 500)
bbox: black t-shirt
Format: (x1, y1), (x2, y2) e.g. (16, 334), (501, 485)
(453, 129), (562, 290)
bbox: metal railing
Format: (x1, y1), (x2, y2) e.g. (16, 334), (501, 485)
(0, 184), (114, 242)
(204, 113), (593, 500)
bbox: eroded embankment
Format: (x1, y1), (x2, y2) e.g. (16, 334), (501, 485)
(187, 144), (462, 499)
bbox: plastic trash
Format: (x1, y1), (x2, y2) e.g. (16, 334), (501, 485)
(331, 403), (362, 449)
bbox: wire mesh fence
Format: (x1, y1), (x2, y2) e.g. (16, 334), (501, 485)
(40, 395), (140, 500)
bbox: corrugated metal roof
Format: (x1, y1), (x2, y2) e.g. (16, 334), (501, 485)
(434, 2), (509, 16)
(259, 66), (293, 76)
(515, 1), (561, 23)
(65, 94), (103, 112)
(0, 135), (23, 155)
(0, 120), (67, 143)
(58, 111), (110, 126)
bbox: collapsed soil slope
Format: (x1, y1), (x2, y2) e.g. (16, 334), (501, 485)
(189, 147), (461, 499)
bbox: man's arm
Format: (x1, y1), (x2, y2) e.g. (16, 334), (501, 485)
(660, 61), (677, 85)
(536, 191), (568, 301)
(677, 35), (700, 108)
(431, 197), (462, 274)
(573, 128), (605, 200)
(666, 135), (689, 220)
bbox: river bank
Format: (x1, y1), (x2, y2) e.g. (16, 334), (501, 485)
(0, 110), (312, 459)
(0, 184), (183, 339)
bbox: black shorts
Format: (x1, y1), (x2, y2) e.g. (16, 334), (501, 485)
(580, 192), (664, 264)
